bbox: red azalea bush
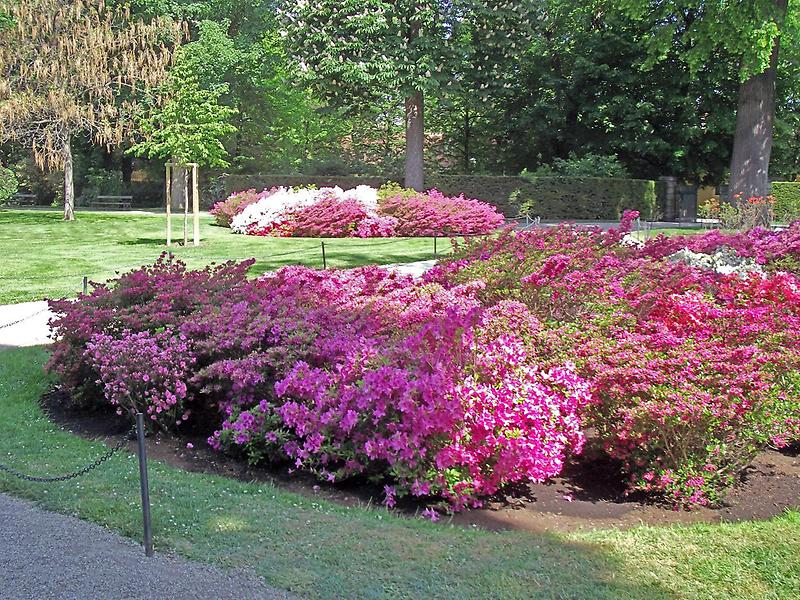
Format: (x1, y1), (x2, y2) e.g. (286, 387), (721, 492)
(48, 257), (589, 510)
(426, 217), (800, 506)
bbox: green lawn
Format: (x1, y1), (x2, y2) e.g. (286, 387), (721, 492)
(1, 346), (798, 599)
(0, 209), (444, 304)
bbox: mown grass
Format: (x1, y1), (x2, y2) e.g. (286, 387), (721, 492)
(0, 209), (444, 304)
(1, 346), (798, 600)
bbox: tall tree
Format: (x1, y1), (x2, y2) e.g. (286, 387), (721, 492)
(616, 0), (799, 199)
(0, 0), (183, 220)
(279, 1), (532, 190)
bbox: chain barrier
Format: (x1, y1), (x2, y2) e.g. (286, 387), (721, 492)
(0, 424), (135, 483)
(0, 307), (48, 330)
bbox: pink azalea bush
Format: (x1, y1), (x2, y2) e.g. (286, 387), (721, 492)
(210, 189), (275, 227)
(380, 188), (506, 236)
(48, 257), (588, 509)
(220, 184), (504, 238)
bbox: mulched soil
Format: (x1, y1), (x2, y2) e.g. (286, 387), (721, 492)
(41, 388), (800, 534)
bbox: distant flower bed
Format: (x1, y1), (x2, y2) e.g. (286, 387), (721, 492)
(210, 184), (505, 238)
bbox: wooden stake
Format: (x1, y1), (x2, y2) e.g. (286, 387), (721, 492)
(165, 163), (172, 246)
(192, 164), (200, 247)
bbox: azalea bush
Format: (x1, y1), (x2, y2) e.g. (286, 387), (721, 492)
(47, 213), (800, 510)
(48, 257), (588, 510)
(212, 184), (504, 238)
(427, 214), (800, 506)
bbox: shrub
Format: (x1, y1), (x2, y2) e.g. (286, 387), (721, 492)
(427, 219), (800, 506)
(380, 188), (506, 236)
(228, 185), (504, 237)
(210, 189), (272, 227)
(48, 257), (588, 510)
(772, 181), (800, 224)
(0, 165), (18, 204)
(524, 152), (629, 178)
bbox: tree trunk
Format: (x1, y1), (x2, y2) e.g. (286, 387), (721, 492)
(170, 159), (187, 213)
(463, 105), (471, 173)
(183, 167), (189, 246)
(63, 133), (75, 221)
(404, 91), (424, 191)
(121, 154), (133, 185)
(728, 0), (787, 207)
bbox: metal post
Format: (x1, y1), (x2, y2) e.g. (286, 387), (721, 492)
(135, 413), (154, 557)
(321, 241), (327, 270)
(82, 276), (88, 295)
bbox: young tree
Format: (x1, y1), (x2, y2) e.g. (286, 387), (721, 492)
(0, 0), (183, 220)
(130, 28), (237, 243)
(279, 1), (532, 190)
(616, 0), (799, 200)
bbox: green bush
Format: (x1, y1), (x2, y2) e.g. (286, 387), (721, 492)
(0, 165), (18, 204)
(515, 176), (657, 221)
(523, 152), (629, 178)
(772, 181), (800, 224)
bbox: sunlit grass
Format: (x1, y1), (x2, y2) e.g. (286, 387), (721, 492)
(0, 209), (445, 304)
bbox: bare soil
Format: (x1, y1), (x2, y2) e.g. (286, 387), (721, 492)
(42, 388), (800, 534)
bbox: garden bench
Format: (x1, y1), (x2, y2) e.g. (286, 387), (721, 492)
(86, 195), (133, 210)
(4, 193), (37, 206)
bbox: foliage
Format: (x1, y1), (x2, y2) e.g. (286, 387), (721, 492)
(772, 181), (800, 223)
(525, 153), (630, 178)
(516, 176), (657, 220)
(129, 22), (238, 167)
(0, 164), (17, 203)
(0, 0), (183, 170)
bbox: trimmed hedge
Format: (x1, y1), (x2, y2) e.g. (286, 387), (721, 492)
(514, 176), (657, 220)
(214, 173), (657, 220)
(773, 181), (800, 224)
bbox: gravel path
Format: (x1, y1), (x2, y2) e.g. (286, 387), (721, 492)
(0, 301), (53, 350)
(0, 493), (296, 600)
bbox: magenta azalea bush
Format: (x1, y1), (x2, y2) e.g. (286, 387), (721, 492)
(47, 213), (800, 510)
(210, 184), (504, 238)
(48, 258), (588, 510)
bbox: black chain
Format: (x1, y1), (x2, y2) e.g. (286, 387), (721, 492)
(0, 308), (47, 330)
(0, 424), (136, 483)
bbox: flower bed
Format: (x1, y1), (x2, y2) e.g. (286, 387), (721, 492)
(211, 184), (505, 238)
(47, 216), (800, 511)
